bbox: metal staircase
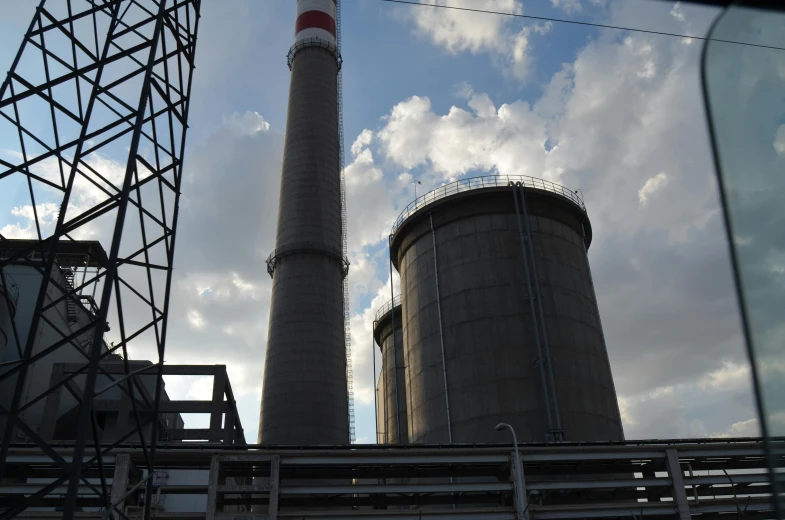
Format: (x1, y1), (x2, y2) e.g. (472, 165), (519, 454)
(61, 268), (77, 324)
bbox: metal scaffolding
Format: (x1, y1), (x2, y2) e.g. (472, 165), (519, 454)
(0, 0), (201, 518)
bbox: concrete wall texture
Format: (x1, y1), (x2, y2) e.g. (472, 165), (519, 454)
(391, 186), (624, 444)
(373, 303), (408, 444)
(258, 46), (349, 445)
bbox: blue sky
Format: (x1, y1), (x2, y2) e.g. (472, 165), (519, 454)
(1, 0), (772, 445)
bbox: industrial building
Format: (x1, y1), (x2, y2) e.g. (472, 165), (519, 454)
(0, 0), (781, 519)
(0, 240), (184, 444)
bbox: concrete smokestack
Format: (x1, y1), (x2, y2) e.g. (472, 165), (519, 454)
(258, 0), (349, 445)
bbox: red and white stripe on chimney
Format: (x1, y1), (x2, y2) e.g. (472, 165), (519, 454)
(295, 0), (337, 45)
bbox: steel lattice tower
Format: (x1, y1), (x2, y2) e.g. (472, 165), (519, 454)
(0, 1), (201, 517)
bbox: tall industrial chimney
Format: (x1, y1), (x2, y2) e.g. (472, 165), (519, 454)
(258, 0), (349, 445)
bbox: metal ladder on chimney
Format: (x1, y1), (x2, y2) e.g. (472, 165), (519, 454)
(336, 0), (356, 444)
(62, 268), (77, 324)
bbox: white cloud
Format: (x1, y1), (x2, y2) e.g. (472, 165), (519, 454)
(222, 110), (270, 136)
(774, 124), (785, 156)
(347, 250), (383, 311)
(1, 203), (59, 238)
(620, 363), (756, 439)
(187, 309), (206, 330)
(697, 361), (753, 394)
(343, 130), (404, 253)
(714, 418), (761, 438)
(551, 0), (582, 15)
(404, 0), (521, 54)
(231, 272), (262, 300)
(669, 2), (685, 22)
(638, 172), (669, 205)
(0, 151), (134, 244)
(351, 129), (374, 156)
(346, 149), (383, 187)
(454, 81), (474, 99)
(349, 271), (401, 407)
(395, 0), (549, 80)
(377, 93), (549, 180)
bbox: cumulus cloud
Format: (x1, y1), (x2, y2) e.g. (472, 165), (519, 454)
(394, 0), (550, 80)
(620, 363), (757, 439)
(344, 147), (395, 250)
(551, 0), (582, 15)
(716, 418), (761, 438)
(187, 309), (207, 330)
(1, 203), (60, 239)
(349, 271), (401, 405)
(222, 110), (270, 136)
(377, 93), (549, 179)
(351, 129), (374, 156)
(638, 172), (669, 205)
(669, 2), (685, 22)
(0, 151), (130, 241)
(774, 124), (785, 156)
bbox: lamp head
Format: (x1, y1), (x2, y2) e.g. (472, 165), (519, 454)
(495, 423), (506, 431)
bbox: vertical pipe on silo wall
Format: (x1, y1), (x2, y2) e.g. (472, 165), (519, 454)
(518, 183), (564, 435)
(393, 187), (624, 444)
(429, 214), (452, 444)
(511, 186), (555, 437)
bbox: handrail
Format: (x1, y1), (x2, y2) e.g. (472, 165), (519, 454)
(287, 37), (342, 71)
(265, 242), (350, 279)
(374, 295), (402, 324)
(0, 271), (20, 305)
(391, 174), (586, 236)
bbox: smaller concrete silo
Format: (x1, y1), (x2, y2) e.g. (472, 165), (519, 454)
(373, 296), (408, 444)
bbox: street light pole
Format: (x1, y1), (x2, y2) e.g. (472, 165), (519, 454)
(413, 179), (422, 199)
(496, 423), (530, 520)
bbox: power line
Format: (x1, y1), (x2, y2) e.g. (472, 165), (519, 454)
(378, 0), (785, 52)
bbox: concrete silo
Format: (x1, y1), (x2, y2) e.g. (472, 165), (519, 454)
(373, 296), (407, 444)
(390, 176), (624, 444)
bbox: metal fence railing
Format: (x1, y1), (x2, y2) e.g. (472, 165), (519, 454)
(391, 174), (585, 235)
(374, 294), (402, 323)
